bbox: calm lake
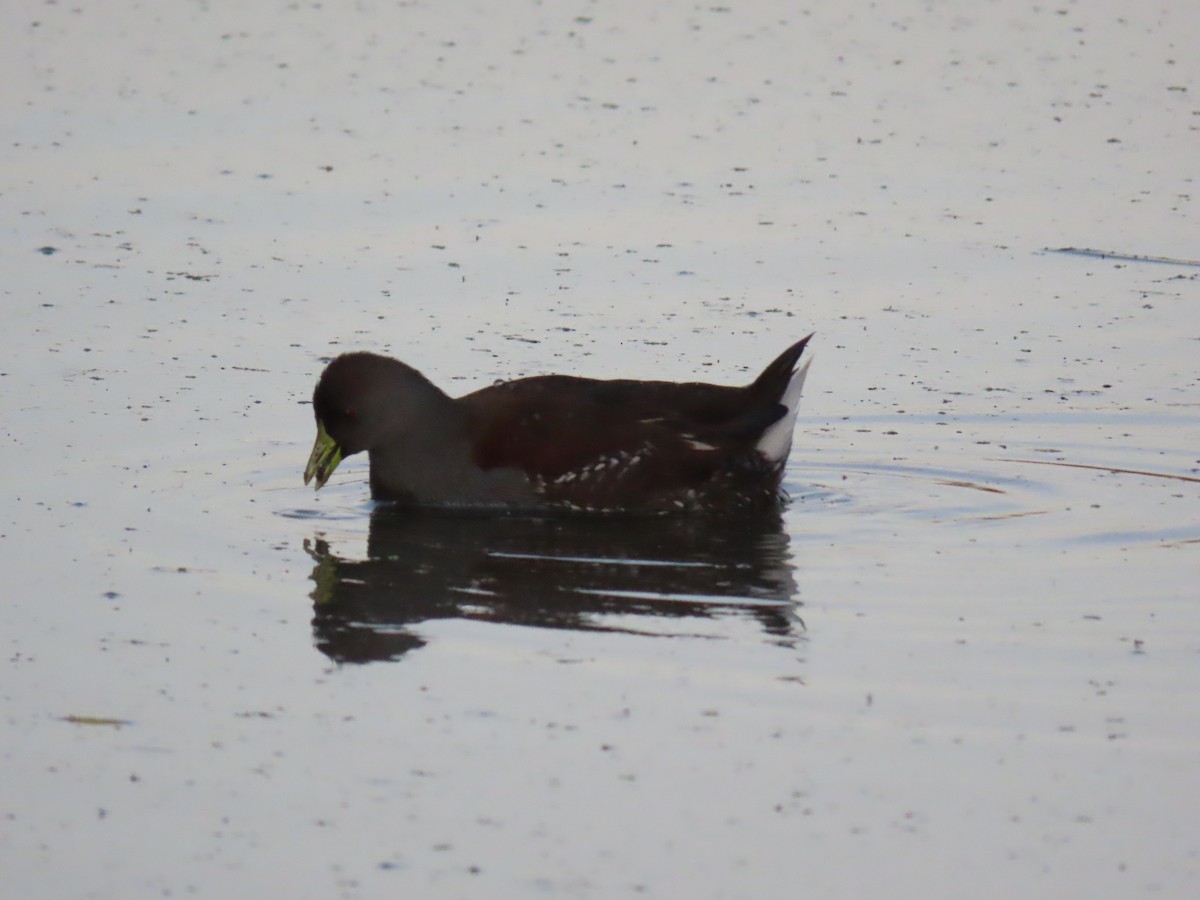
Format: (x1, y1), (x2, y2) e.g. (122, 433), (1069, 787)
(3, 1), (1198, 897)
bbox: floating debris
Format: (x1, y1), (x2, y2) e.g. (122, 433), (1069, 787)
(61, 715), (133, 728)
(1046, 247), (1200, 267)
(998, 458), (1200, 484)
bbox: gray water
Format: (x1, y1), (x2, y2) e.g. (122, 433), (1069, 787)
(3, 2), (1198, 897)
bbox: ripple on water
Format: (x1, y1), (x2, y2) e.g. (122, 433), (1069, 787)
(787, 431), (1200, 550)
(261, 408), (1198, 665)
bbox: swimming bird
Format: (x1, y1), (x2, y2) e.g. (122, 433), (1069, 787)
(304, 335), (812, 514)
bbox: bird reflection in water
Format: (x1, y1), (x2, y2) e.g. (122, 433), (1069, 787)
(306, 508), (802, 664)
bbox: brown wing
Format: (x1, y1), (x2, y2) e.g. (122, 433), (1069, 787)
(454, 337), (810, 511)
(458, 375), (781, 507)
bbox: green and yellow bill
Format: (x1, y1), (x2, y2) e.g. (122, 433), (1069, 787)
(304, 419), (342, 490)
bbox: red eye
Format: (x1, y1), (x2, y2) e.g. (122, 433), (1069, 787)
(345, 407), (357, 418)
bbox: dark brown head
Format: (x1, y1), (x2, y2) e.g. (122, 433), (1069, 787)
(303, 352), (452, 490)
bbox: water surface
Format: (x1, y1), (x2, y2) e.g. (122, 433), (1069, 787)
(2, 1), (1198, 897)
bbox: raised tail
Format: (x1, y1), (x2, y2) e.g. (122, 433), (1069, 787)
(753, 334), (813, 465)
